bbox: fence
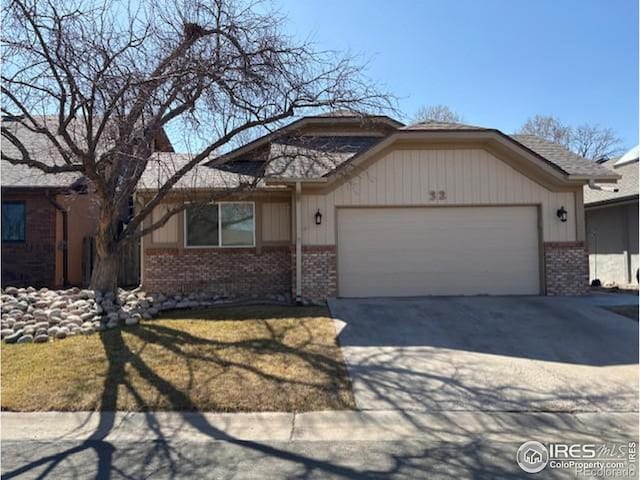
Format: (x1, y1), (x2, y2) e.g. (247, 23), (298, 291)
(82, 237), (140, 287)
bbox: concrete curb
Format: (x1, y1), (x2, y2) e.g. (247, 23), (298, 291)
(2, 411), (637, 444)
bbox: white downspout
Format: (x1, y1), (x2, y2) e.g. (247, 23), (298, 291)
(295, 182), (302, 304)
(587, 180), (619, 192)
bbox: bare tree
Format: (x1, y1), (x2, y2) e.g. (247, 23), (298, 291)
(571, 123), (623, 160)
(1, 0), (391, 292)
(518, 115), (572, 147)
(413, 104), (463, 123)
(518, 115), (623, 160)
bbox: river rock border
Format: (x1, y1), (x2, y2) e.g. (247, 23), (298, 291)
(1, 286), (291, 344)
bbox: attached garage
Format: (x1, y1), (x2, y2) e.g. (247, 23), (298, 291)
(142, 113), (618, 301)
(293, 130), (611, 300)
(337, 206), (541, 297)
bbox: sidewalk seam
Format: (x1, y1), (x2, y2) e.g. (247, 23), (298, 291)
(288, 412), (296, 441)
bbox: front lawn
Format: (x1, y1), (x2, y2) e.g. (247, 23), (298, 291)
(1, 305), (355, 412)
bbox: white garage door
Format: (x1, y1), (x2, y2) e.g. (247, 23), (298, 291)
(337, 206), (540, 297)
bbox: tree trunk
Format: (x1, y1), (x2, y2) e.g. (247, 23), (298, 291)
(89, 207), (121, 293)
(89, 252), (120, 293)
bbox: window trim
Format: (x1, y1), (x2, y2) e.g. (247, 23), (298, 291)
(184, 201), (256, 249)
(2, 201), (26, 244)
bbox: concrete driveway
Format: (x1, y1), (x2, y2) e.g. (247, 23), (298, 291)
(329, 296), (639, 413)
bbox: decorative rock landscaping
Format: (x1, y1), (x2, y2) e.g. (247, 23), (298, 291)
(1, 286), (291, 344)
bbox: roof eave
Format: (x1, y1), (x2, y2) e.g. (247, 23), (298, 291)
(585, 194), (639, 209)
(567, 174), (621, 183)
(264, 177), (328, 185)
(135, 183), (289, 193)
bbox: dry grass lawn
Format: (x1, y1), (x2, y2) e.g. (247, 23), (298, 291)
(605, 305), (639, 321)
(1, 305), (355, 412)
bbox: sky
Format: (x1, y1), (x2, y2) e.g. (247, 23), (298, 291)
(276, 0), (638, 149)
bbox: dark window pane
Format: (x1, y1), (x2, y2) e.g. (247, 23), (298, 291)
(221, 203), (254, 246)
(186, 204), (218, 246)
(2, 202), (25, 242)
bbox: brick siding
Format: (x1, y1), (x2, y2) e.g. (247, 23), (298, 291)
(1, 194), (57, 288)
(291, 245), (337, 303)
(145, 241), (587, 300)
(544, 241), (588, 296)
(143, 246), (291, 297)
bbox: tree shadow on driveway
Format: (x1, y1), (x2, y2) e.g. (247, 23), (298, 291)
(330, 296), (639, 412)
(331, 296), (639, 366)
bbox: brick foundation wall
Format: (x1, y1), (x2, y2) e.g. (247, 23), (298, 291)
(544, 242), (588, 296)
(143, 246), (291, 297)
(292, 245), (337, 302)
(1, 194), (57, 288)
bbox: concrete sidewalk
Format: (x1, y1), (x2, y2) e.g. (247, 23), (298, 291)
(2, 410), (637, 444)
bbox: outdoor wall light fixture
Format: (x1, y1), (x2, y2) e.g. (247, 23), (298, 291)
(556, 206), (568, 223)
(315, 209), (322, 225)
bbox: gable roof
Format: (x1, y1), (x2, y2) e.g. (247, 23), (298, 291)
(303, 127), (616, 190)
(131, 116), (628, 191)
(220, 116), (618, 187)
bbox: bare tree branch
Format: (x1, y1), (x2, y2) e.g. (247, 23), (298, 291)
(412, 104), (464, 123)
(518, 114), (624, 160)
(1, 0), (394, 290)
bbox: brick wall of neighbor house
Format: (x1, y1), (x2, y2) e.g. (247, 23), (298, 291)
(143, 246), (291, 297)
(291, 245), (337, 302)
(544, 242), (588, 296)
(1, 194), (58, 287)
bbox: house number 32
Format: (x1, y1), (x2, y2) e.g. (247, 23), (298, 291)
(429, 190), (447, 201)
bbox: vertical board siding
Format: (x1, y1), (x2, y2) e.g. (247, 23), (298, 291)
(262, 202), (291, 242)
(301, 148), (577, 245)
(151, 204), (179, 244)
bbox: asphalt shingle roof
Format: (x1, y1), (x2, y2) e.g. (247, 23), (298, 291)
(1, 117), (84, 188)
(137, 153), (253, 191)
(510, 134), (616, 177)
(0, 119), (249, 191)
(264, 135), (381, 178)
(583, 158), (639, 205)
(2, 113), (620, 190)
(401, 120), (487, 131)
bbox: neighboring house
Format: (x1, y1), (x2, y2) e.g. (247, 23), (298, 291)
(584, 146), (639, 286)
(138, 112), (618, 302)
(0, 115), (173, 288)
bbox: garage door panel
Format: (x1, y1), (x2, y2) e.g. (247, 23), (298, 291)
(337, 206), (540, 297)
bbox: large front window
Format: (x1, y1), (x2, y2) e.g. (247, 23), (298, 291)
(185, 202), (255, 247)
(2, 201), (25, 242)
